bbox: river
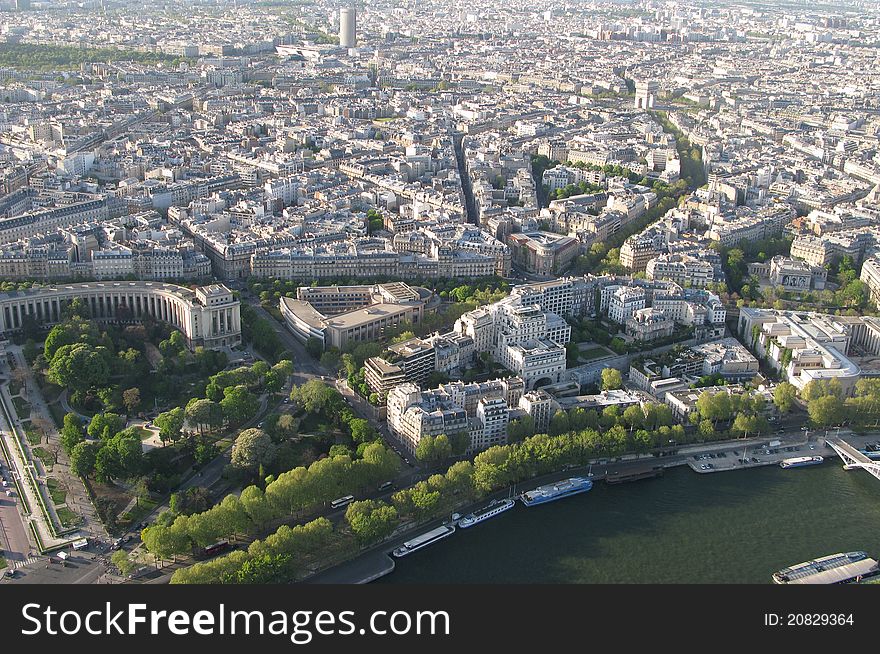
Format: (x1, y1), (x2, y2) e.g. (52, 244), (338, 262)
(378, 463), (880, 583)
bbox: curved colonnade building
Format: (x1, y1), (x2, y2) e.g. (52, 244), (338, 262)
(0, 281), (241, 350)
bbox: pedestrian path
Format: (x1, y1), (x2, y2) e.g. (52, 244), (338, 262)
(11, 555), (40, 569)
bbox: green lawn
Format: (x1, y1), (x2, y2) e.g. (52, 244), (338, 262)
(32, 447), (54, 470)
(55, 506), (82, 528)
(118, 498), (158, 529)
(46, 478), (66, 506)
(23, 424), (42, 446)
(132, 426), (152, 440)
(0, 554), (6, 569)
(578, 344), (614, 362)
(8, 380), (21, 396)
(11, 396), (31, 419)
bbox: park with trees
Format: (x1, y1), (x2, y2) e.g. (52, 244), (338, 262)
(161, 383), (791, 584)
(18, 296), (298, 534)
(716, 240), (874, 316)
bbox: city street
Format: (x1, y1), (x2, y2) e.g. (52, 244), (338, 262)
(2, 550), (108, 585)
(0, 494), (35, 569)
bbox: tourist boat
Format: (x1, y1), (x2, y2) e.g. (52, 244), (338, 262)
(772, 551), (874, 584)
(458, 498), (516, 528)
(520, 477), (593, 507)
(391, 524), (456, 558)
(779, 456), (824, 469)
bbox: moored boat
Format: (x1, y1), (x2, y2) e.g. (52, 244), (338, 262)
(392, 524), (456, 558)
(779, 456), (824, 469)
(520, 477), (593, 507)
(458, 498), (516, 528)
(772, 551), (878, 584)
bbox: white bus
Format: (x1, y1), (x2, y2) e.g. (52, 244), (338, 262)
(71, 538), (89, 551)
(330, 495), (354, 509)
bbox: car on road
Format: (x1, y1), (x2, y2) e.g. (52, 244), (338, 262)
(5, 489), (13, 496)
(5, 569), (16, 578)
(378, 481), (393, 491)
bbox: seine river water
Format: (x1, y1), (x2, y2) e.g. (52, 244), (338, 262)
(378, 463), (880, 583)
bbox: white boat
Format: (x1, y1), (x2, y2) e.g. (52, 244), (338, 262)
(520, 477), (593, 506)
(773, 551), (876, 584)
(458, 498), (516, 528)
(779, 456), (824, 469)
(392, 524), (456, 558)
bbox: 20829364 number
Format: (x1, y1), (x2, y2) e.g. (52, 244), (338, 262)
(787, 614), (854, 626)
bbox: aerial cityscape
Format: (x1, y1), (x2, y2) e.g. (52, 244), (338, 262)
(1, 0), (879, 587)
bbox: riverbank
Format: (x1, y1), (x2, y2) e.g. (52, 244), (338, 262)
(381, 449), (880, 584)
(302, 432), (852, 584)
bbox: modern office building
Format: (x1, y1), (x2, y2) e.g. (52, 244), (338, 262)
(339, 6), (357, 48)
(279, 283), (429, 350)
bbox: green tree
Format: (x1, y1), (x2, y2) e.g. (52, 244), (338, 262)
(154, 407), (185, 444)
(345, 500), (399, 546)
(185, 398), (219, 434)
(415, 435), (435, 464)
(231, 428), (276, 474)
(349, 418), (378, 444)
(141, 523), (191, 562)
(698, 419), (715, 440)
(623, 405), (645, 431)
(111, 550), (137, 576)
(807, 395), (845, 427)
(87, 412), (125, 440)
(47, 343), (112, 390)
(289, 379), (341, 415)
(409, 486), (441, 520)
(391, 330), (416, 344)
(122, 387), (141, 416)
(221, 385), (259, 426)
(601, 367), (623, 391)
(59, 413), (84, 454)
(773, 382), (797, 414)
(548, 411), (570, 436)
(433, 434), (452, 462)
(239, 485), (274, 530)
(69, 441), (98, 478)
